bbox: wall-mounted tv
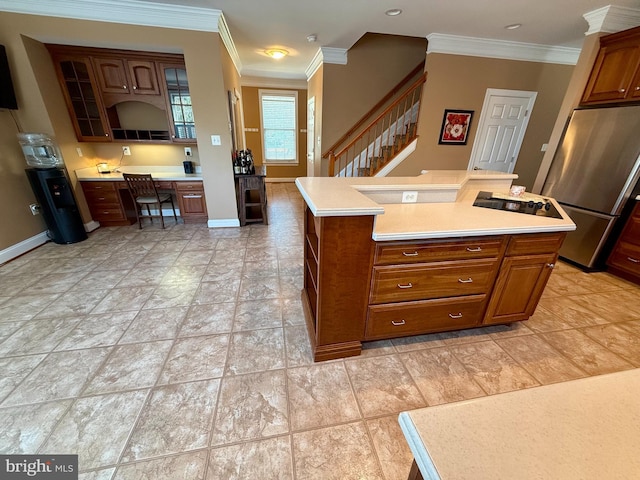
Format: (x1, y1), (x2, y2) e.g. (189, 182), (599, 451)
(0, 44), (18, 110)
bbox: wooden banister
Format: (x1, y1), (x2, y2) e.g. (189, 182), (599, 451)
(322, 61), (425, 159)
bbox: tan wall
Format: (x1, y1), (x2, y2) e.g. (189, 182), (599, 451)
(0, 11), (237, 254)
(241, 86), (308, 179)
(307, 65), (323, 177)
(320, 33), (428, 175)
(390, 54), (574, 189)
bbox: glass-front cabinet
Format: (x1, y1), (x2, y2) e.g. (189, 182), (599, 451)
(161, 64), (196, 142)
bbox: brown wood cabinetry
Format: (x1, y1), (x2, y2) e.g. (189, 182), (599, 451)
(175, 181), (208, 223)
(81, 179), (207, 226)
(301, 206), (566, 361)
(581, 26), (640, 105)
(607, 202), (640, 283)
(47, 45), (193, 143)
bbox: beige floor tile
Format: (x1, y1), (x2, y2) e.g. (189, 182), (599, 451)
(119, 307), (188, 343)
(345, 355), (426, 417)
(233, 298), (282, 331)
(193, 279), (241, 304)
(0, 317), (81, 356)
(55, 312), (136, 350)
(390, 333), (447, 352)
(400, 347), (486, 405)
(449, 340), (540, 395)
(538, 295), (610, 328)
(360, 339), (397, 357)
(91, 286), (155, 314)
(287, 363), (361, 431)
(0, 354), (47, 402)
(541, 329), (634, 375)
(211, 370), (288, 445)
(225, 328), (285, 375)
(367, 415), (415, 480)
(158, 334), (228, 384)
(292, 422), (383, 480)
(143, 283), (198, 309)
(113, 450), (207, 480)
(78, 468), (115, 480)
(284, 325), (314, 367)
(581, 323), (640, 367)
(208, 436), (293, 480)
(121, 379), (219, 462)
(495, 334), (587, 384)
(179, 302), (235, 336)
(522, 304), (576, 333)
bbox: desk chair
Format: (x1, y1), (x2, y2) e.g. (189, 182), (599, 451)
(122, 173), (177, 229)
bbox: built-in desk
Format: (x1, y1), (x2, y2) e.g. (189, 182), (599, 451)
(399, 368), (640, 480)
(75, 166), (208, 225)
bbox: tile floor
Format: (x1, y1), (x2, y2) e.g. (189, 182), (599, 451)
(1, 182), (640, 479)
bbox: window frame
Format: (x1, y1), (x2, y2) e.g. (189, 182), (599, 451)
(258, 89), (299, 165)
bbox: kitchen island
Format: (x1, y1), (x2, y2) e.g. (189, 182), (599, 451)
(295, 171), (576, 361)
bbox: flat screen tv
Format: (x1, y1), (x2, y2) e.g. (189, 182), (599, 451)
(0, 44), (18, 110)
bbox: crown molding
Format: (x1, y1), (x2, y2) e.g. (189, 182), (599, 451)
(583, 5), (640, 35)
(217, 13), (242, 75)
(426, 33), (580, 65)
(305, 47), (348, 80)
(0, 0), (222, 32)
(241, 76), (307, 89)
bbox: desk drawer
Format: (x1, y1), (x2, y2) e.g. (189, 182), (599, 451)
(374, 237), (505, 265)
(83, 189), (120, 204)
(366, 295), (486, 339)
(370, 259), (498, 304)
(175, 181), (203, 191)
(91, 207), (127, 221)
(81, 181), (117, 193)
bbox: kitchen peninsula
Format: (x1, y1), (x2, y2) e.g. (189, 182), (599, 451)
(75, 165), (207, 225)
(295, 171), (576, 362)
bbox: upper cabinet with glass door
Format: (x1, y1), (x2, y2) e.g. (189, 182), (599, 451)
(160, 63), (196, 142)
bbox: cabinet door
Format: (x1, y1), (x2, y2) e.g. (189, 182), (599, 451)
(127, 60), (160, 95)
(582, 42), (640, 104)
(159, 63), (196, 142)
(52, 56), (111, 142)
(483, 253), (556, 325)
(93, 58), (130, 95)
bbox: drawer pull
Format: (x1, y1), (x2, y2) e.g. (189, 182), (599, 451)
(466, 246), (482, 252)
(391, 320), (406, 326)
(183, 194), (202, 199)
(402, 251), (419, 257)
(397, 283), (413, 289)
(458, 278), (473, 283)
(448, 312), (463, 319)
(627, 257), (640, 264)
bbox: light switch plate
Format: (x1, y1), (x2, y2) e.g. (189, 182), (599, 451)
(211, 135), (221, 146)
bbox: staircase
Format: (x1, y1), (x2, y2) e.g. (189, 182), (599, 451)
(324, 64), (427, 177)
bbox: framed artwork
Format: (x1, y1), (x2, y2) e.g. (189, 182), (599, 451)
(438, 109), (473, 145)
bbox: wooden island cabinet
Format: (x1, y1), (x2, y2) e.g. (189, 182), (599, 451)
(297, 172), (574, 362)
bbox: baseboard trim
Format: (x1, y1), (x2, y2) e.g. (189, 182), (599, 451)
(0, 231), (49, 265)
(84, 220), (100, 232)
(208, 218), (240, 228)
(265, 178), (296, 183)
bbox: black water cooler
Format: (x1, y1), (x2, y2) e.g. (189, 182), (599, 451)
(26, 167), (87, 244)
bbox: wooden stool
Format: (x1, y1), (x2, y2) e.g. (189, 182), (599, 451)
(235, 166), (268, 226)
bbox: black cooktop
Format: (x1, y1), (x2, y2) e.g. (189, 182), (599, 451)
(473, 191), (564, 219)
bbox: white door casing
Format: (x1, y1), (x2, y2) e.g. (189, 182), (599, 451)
(468, 89), (537, 173)
(307, 96), (315, 177)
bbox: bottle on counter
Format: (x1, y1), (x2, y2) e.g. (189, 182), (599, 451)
(232, 151), (242, 175)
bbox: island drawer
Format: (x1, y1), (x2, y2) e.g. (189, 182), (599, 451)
(366, 295), (486, 340)
(608, 241), (640, 275)
(370, 259), (499, 304)
(374, 237), (506, 265)
(505, 233), (566, 256)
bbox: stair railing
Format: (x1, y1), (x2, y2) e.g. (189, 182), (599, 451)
(328, 71), (427, 177)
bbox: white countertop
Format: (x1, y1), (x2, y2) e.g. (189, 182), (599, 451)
(75, 165), (202, 182)
(295, 171), (575, 241)
(399, 368), (640, 480)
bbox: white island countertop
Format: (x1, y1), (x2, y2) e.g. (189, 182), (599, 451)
(295, 171), (576, 241)
(75, 165), (203, 182)
(399, 368), (640, 480)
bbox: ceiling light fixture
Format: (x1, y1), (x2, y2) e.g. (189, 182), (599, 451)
(307, 34), (317, 43)
(265, 48), (288, 59)
(385, 8), (402, 16)
(505, 23), (522, 30)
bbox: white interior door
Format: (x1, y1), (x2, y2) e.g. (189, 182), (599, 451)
(468, 89), (537, 173)
(307, 96), (315, 177)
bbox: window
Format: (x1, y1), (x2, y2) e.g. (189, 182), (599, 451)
(259, 90), (298, 164)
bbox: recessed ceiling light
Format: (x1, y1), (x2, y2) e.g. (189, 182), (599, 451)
(307, 34), (317, 43)
(385, 8), (402, 16)
(265, 49), (288, 59)
(505, 23), (522, 30)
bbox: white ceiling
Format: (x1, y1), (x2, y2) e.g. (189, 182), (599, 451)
(3, 0), (640, 80)
(145, 0), (640, 79)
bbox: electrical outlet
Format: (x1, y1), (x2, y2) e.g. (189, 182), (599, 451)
(122, 146), (131, 156)
(541, 143), (548, 152)
(76, 147), (83, 157)
(184, 147), (192, 156)
(29, 203), (40, 215)
(402, 191), (418, 203)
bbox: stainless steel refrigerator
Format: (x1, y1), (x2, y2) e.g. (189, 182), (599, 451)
(542, 105), (640, 269)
